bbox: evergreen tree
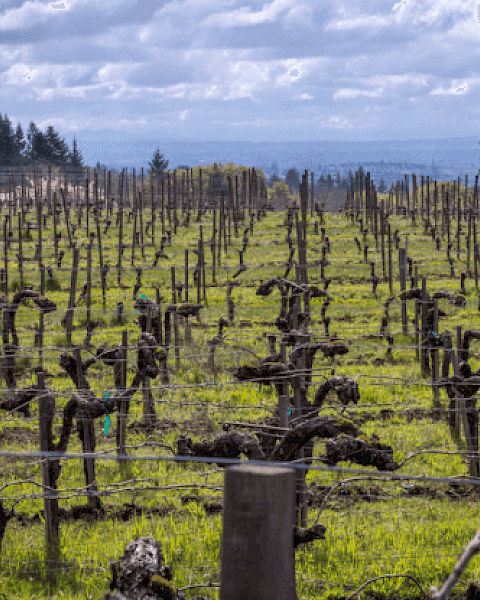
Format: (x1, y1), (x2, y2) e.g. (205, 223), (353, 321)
(26, 121), (49, 164)
(44, 124), (69, 166)
(326, 174), (334, 189)
(335, 171), (342, 188)
(68, 136), (83, 167)
(13, 123), (26, 164)
(377, 176), (387, 193)
(68, 136), (84, 185)
(285, 167), (300, 195)
(149, 148), (169, 182)
(269, 160), (279, 176)
(0, 114), (16, 167)
(268, 173), (281, 188)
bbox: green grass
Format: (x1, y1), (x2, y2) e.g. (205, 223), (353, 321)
(1, 187), (480, 599)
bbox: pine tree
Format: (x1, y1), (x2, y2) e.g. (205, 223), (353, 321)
(68, 136), (83, 167)
(285, 168), (300, 195)
(13, 123), (26, 164)
(149, 148), (169, 182)
(26, 121), (47, 164)
(68, 136), (84, 185)
(268, 173), (281, 188)
(377, 177), (387, 193)
(269, 160), (279, 176)
(44, 124), (69, 166)
(0, 114), (16, 167)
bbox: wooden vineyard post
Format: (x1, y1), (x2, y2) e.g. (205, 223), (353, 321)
(432, 298), (440, 405)
(388, 223), (393, 294)
(454, 327), (462, 435)
(53, 190), (58, 261)
(131, 175), (138, 265)
(279, 339), (289, 428)
(60, 187), (74, 248)
(184, 250), (191, 344)
(399, 247), (407, 334)
(455, 326), (479, 476)
(87, 234), (93, 324)
(74, 348), (100, 509)
(3, 216), (8, 298)
(212, 205), (216, 284)
(65, 247), (79, 344)
(94, 170), (107, 311)
(38, 370), (60, 589)
(117, 331), (128, 459)
(36, 178), (43, 292)
(17, 212), (24, 289)
(117, 169), (124, 287)
(150, 170), (155, 247)
(220, 465), (296, 600)
(380, 201), (386, 279)
(467, 209), (472, 277)
(201, 225), (206, 302)
(421, 277), (429, 376)
(171, 266), (180, 369)
(196, 236), (202, 304)
(414, 298), (420, 362)
(184, 249), (189, 302)
(142, 310), (156, 428)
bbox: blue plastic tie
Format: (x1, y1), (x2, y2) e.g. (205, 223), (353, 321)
(137, 294), (148, 313)
(104, 391), (110, 436)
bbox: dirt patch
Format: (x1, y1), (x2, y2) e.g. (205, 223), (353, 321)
(14, 502), (177, 527)
(307, 481), (478, 510)
(0, 427), (38, 446)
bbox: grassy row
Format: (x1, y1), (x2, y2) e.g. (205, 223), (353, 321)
(1, 195), (479, 599)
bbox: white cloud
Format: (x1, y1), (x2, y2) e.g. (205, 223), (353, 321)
(333, 88), (384, 100)
(0, 1), (52, 30)
(201, 0), (293, 28)
(0, 0), (478, 143)
(430, 79), (478, 95)
(1, 62), (91, 87)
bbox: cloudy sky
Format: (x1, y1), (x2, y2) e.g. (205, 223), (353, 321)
(0, 0), (479, 144)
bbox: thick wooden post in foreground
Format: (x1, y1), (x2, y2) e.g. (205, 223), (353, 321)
(220, 464), (296, 600)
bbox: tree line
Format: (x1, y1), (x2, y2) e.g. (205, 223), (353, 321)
(275, 164), (388, 194)
(0, 113), (172, 186)
(0, 114), (84, 170)
(1, 112), (390, 196)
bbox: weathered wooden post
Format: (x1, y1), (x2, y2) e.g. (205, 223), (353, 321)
(171, 266), (180, 369)
(74, 348), (100, 509)
(399, 247), (407, 334)
(38, 370), (60, 589)
(65, 247), (79, 344)
(117, 331), (128, 458)
(220, 464), (296, 600)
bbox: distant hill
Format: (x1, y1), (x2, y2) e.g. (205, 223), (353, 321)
(63, 133), (480, 188)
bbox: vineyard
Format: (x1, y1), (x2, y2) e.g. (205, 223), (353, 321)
(0, 164), (480, 600)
